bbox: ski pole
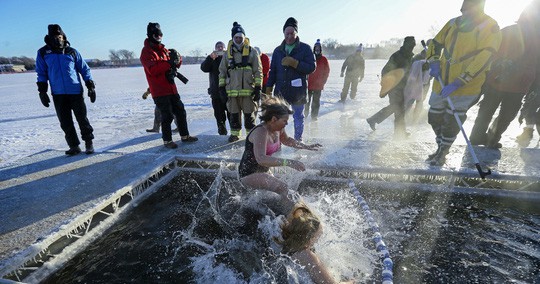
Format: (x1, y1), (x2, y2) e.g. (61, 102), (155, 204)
(437, 76), (491, 180)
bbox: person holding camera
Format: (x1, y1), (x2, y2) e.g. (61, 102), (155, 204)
(36, 24), (96, 156)
(218, 22), (263, 143)
(140, 22), (197, 149)
(201, 41), (229, 135)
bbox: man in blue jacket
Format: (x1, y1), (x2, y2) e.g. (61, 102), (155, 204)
(36, 24), (96, 155)
(266, 17), (316, 141)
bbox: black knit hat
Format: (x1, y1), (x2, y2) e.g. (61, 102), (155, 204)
(283, 17), (298, 32)
(48, 24), (66, 38)
(147, 22), (162, 38)
(231, 22), (245, 38)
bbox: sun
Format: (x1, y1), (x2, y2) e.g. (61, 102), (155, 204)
(485, 0), (533, 28)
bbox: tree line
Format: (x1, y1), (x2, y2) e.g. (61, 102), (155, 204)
(1, 38), (422, 71)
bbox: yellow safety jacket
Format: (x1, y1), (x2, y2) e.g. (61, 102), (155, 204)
(427, 13), (502, 96)
(218, 38), (262, 97)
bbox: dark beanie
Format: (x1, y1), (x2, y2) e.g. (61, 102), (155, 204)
(147, 22), (162, 37)
(231, 22), (245, 38)
(48, 24), (65, 38)
(283, 17), (298, 32)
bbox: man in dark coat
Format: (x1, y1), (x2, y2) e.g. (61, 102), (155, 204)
(266, 17), (316, 141)
(366, 36), (416, 139)
(201, 41), (229, 135)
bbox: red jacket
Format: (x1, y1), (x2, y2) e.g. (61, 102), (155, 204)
(308, 55), (330, 91)
(260, 53), (270, 87)
(140, 38), (182, 98)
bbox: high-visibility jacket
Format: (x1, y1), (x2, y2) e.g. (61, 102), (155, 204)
(218, 38), (262, 98)
(427, 13), (502, 96)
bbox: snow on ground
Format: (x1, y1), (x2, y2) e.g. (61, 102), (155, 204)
(0, 59), (534, 171)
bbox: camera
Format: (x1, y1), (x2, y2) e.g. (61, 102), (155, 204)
(175, 72), (189, 84)
(214, 51), (224, 56)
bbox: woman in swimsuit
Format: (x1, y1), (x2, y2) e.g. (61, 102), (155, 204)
(239, 97), (321, 206)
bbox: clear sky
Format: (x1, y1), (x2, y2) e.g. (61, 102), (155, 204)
(0, 0), (533, 60)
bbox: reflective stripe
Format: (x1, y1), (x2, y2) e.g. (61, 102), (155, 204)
(226, 89), (252, 97)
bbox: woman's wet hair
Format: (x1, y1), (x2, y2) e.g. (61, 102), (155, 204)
(259, 96), (293, 122)
(275, 202), (321, 255)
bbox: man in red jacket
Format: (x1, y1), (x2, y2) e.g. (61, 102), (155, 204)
(306, 39), (330, 121)
(254, 47), (271, 101)
(140, 23), (197, 149)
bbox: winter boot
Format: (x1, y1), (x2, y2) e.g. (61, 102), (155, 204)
(164, 141), (178, 149)
(425, 145), (440, 162)
(228, 135), (240, 143)
(85, 140), (94, 154)
(217, 122), (227, 135)
(65, 146), (82, 156)
(516, 128), (534, 146)
(429, 145), (451, 166)
(181, 136), (198, 143)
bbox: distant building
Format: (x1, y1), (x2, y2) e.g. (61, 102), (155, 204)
(0, 64), (26, 73)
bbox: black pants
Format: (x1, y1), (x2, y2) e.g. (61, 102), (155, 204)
(153, 94), (189, 142)
(52, 94), (94, 148)
(470, 87), (524, 144)
(211, 94), (229, 125)
(306, 90), (322, 119)
(368, 89), (405, 134)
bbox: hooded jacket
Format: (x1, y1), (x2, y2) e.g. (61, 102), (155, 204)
(266, 37), (316, 104)
(140, 38), (180, 98)
(36, 37), (92, 95)
(427, 13), (502, 96)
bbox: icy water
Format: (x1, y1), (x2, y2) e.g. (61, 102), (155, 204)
(44, 171), (540, 284)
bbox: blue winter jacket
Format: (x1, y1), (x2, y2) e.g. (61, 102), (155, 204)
(267, 37), (315, 104)
(36, 44), (92, 95)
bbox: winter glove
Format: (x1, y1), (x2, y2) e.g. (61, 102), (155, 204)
(252, 86), (261, 102)
(440, 79), (464, 98)
(165, 69), (176, 84)
(37, 81), (50, 107)
(142, 88), (151, 99)
(85, 80), (96, 103)
(265, 86), (273, 97)
(219, 86), (228, 104)
(429, 60), (441, 78)
(168, 49), (182, 68)
(281, 56), (299, 69)
(39, 92), (50, 107)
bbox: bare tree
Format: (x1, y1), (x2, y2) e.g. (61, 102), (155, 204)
(190, 48), (203, 59)
(109, 49), (121, 65)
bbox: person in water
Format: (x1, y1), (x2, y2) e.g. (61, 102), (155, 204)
(276, 202), (354, 284)
(238, 96), (321, 207)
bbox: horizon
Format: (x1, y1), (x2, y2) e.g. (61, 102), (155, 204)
(0, 0), (533, 60)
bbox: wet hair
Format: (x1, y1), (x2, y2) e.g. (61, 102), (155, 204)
(275, 202), (321, 255)
(259, 96), (293, 122)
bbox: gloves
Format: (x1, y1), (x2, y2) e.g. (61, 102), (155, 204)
(281, 56), (299, 68)
(168, 49), (182, 68)
(440, 79), (464, 98)
(37, 81), (50, 107)
(219, 86), (228, 104)
(252, 86), (261, 102)
(429, 60), (441, 78)
(39, 92), (50, 107)
(340, 72), (344, 77)
(165, 69), (176, 84)
(265, 86), (273, 97)
(85, 80), (96, 103)
(142, 88), (151, 99)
